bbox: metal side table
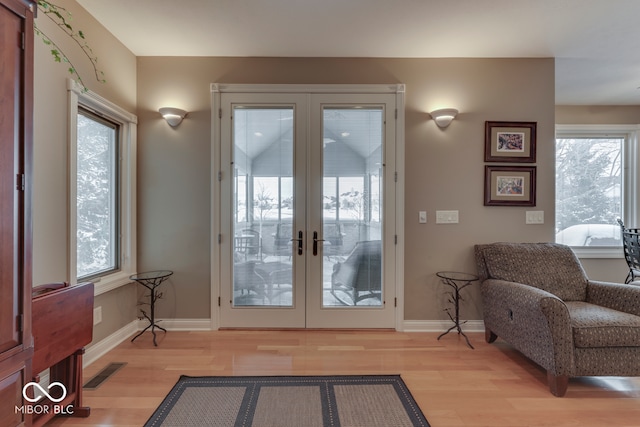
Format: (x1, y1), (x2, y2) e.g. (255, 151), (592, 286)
(436, 271), (478, 349)
(130, 270), (173, 346)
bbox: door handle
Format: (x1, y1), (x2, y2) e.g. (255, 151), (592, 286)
(290, 230), (304, 255)
(313, 231), (325, 256)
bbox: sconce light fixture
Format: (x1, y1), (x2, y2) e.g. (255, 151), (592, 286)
(159, 107), (187, 127)
(429, 108), (458, 128)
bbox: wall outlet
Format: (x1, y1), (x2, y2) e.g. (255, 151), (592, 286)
(436, 210), (459, 224)
(94, 306), (102, 325)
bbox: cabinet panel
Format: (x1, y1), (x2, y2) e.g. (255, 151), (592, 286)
(0, 0), (22, 356)
(0, 365), (26, 426)
(0, 0), (34, 426)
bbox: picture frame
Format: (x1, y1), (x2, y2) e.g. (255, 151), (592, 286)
(484, 121), (536, 163)
(484, 165), (536, 206)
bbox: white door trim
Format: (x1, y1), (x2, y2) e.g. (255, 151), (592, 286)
(210, 83), (405, 330)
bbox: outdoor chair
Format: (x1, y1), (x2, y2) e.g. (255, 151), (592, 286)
(331, 240), (381, 305)
(617, 219), (640, 283)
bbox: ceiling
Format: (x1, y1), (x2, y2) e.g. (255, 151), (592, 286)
(77, 0), (640, 105)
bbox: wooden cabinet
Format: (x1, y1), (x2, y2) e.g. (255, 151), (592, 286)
(0, 0), (35, 425)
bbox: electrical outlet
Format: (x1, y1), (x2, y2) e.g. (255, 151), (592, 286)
(94, 306), (102, 325)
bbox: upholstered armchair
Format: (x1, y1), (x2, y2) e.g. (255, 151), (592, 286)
(475, 242), (640, 396)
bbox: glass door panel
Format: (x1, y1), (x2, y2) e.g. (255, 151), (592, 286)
(219, 93), (307, 329)
(233, 107), (295, 307)
(321, 107), (384, 308)
(305, 93), (396, 329)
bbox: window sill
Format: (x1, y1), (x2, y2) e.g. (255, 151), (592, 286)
(571, 247), (624, 259)
(89, 270), (136, 296)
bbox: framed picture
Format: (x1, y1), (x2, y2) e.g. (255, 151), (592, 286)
(484, 121), (536, 162)
(484, 165), (536, 206)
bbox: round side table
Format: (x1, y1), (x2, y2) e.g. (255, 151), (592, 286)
(436, 271), (479, 349)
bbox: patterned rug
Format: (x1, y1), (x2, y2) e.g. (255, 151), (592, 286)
(144, 375), (430, 427)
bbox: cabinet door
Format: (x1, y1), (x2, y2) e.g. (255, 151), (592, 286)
(0, 0), (25, 357)
(0, 363), (27, 426)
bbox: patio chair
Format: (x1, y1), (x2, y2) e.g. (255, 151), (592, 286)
(617, 219), (640, 283)
(330, 240), (381, 305)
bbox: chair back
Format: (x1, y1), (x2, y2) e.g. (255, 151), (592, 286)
(475, 242), (588, 301)
(332, 240), (382, 292)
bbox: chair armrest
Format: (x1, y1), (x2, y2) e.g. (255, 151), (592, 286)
(587, 280), (640, 316)
(482, 279), (574, 375)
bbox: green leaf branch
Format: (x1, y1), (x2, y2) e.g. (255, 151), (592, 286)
(36, 0), (105, 89)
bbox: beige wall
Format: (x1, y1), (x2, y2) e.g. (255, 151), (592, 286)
(33, 0), (138, 344)
(137, 57), (556, 322)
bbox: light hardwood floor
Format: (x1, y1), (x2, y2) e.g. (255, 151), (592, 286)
(48, 330), (640, 427)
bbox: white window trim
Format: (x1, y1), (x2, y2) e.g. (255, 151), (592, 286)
(556, 124), (640, 258)
(68, 79), (137, 295)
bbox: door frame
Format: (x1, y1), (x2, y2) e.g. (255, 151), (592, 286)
(210, 83), (406, 330)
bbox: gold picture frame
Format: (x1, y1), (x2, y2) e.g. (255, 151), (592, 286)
(484, 165), (536, 206)
(485, 121), (536, 163)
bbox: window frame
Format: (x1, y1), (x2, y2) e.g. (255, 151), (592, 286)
(555, 124), (640, 258)
(68, 79), (137, 295)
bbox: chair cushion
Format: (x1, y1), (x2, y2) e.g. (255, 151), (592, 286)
(481, 242), (588, 301)
(566, 301), (640, 348)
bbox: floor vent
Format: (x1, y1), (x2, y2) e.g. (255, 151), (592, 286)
(83, 362), (127, 390)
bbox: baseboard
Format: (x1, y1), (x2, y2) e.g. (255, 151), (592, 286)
(84, 320), (139, 368)
(402, 320), (485, 333)
(135, 318), (213, 331)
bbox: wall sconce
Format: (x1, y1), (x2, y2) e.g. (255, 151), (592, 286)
(429, 108), (458, 128)
(159, 107), (187, 127)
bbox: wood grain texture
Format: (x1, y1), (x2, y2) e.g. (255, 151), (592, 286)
(48, 330), (640, 427)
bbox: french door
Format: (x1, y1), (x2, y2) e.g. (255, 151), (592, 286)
(215, 85), (401, 328)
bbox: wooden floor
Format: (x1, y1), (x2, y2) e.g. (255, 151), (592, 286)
(48, 330), (640, 427)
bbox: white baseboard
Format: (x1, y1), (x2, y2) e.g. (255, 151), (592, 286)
(136, 318), (213, 331)
(84, 320), (139, 368)
(402, 320), (485, 333)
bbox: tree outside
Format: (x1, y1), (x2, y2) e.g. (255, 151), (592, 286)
(555, 137), (622, 238)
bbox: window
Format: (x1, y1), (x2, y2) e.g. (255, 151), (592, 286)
(76, 109), (119, 279)
(555, 125), (639, 257)
(68, 79), (137, 294)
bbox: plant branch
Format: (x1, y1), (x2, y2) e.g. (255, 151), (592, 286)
(35, 0), (105, 89)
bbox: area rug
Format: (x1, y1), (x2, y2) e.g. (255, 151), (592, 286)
(144, 375), (430, 427)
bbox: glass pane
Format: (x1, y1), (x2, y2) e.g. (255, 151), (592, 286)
(233, 107), (294, 306)
(323, 177), (337, 220)
(76, 110), (119, 279)
(555, 137), (623, 246)
(323, 107), (383, 307)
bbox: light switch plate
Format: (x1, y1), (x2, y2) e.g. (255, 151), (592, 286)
(419, 211), (427, 223)
(526, 210), (544, 224)
(436, 210), (459, 224)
